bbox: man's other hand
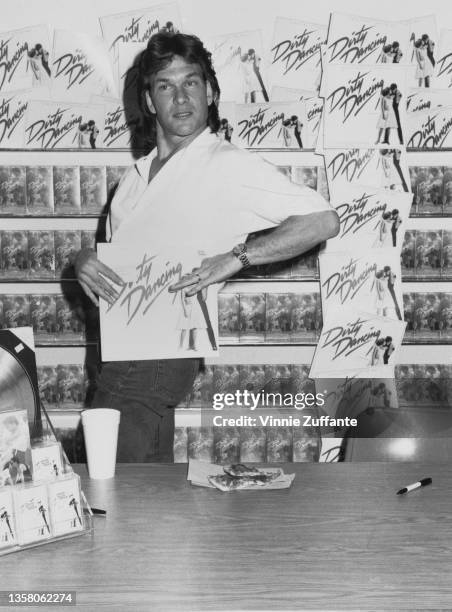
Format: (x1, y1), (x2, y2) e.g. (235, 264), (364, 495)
(168, 252), (242, 296)
(73, 248), (124, 306)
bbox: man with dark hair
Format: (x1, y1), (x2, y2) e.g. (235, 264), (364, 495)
(74, 32), (338, 462)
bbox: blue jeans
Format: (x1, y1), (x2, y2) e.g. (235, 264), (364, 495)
(91, 359), (199, 462)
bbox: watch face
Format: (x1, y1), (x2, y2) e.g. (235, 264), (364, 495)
(233, 243), (246, 256)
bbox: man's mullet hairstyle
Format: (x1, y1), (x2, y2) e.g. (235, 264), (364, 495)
(139, 32), (221, 134)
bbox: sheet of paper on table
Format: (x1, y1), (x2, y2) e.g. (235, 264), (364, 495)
(187, 460), (295, 491)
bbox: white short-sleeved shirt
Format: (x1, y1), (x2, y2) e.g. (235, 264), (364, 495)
(107, 128), (331, 254)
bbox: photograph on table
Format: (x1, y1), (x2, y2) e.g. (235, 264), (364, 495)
(322, 64), (409, 148)
(320, 248), (403, 320)
(401, 230), (416, 280)
(24, 100), (104, 149)
(435, 29), (452, 89)
(25, 166), (54, 215)
(51, 30), (116, 100)
(240, 427), (266, 463)
(0, 166), (26, 216)
(409, 166), (443, 214)
(322, 148), (410, 193)
(53, 166), (81, 214)
(79, 166), (107, 214)
(310, 313), (406, 377)
(0, 488), (16, 549)
(13, 484), (51, 545)
(325, 13), (410, 65)
(217, 292), (240, 342)
(267, 17), (326, 93)
(0, 25), (52, 92)
(406, 106), (452, 149)
(0, 409), (32, 487)
(265, 293), (292, 342)
(213, 427), (240, 465)
(406, 16), (438, 88)
(414, 230), (442, 279)
(234, 101), (306, 149)
(30, 294), (56, 343)
(37, 366), (59, 410)
(1, 295), (30, 330)
(0, 231), (29, 279)
(238, 293), (265, 344)
(322, 187), (412, 254)
(99, 3), (182, 59)
(54, 230), (81, 277)
(98, 243), (219, 360)
(28, 231), (55, 279)
(0, 90), (30, 148)
(290, 292), (321, 343)
(207, 30), (268, 104)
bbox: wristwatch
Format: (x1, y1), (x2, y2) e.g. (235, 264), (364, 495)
(232, 243), (251, 269)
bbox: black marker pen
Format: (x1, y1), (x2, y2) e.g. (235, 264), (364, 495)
(397, 477), (432, 495)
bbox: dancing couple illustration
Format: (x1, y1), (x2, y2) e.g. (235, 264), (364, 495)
(380, 41), (403, 63)
(369, 336), (395, 366)
(240, 49), (269, 103)
(282, 116), (303, 148)
(373, 209), (402, 248)
(27, 42), (51, 85)
(177, 288), (217, 352)
(78, 120), (99, 149)
(376, 83), (404, 145)
(373, 266), (402, 320)
(414, 34), (435, 87)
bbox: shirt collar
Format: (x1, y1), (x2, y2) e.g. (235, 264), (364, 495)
(134, 127), (216, 180)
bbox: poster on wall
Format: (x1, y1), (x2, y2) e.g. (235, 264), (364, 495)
(270, 87), (323, 147)
(23, 100), (104, 149)
(51, 30), (117, 100)
(267, 18), (326, 93)
(234, 101), (306, 149)
(99, 3), (182, 58)
(207, 30), (269, 104)
(91, 95), (142, 148)
(322, 148), (410, 192)
(0, 90), (30, 148)
(98, 244), (219, 361)
(406, 88), (452, 113)
(0, 25), (52, 93)
(326, 13), (410, 65)
(321, 64), (409, 148)
(322, 187), (413, 254)
(319, 248), (404, 320)
(406, 106), (452, 148)
(310, 312), (406, 377)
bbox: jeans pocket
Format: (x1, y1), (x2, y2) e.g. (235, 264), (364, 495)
(154, 358), (200, 406)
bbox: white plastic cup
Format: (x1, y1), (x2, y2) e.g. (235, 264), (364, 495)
(81, 409), (120, 479)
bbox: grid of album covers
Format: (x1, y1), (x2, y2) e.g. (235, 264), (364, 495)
(1, 12), (452, 151)
(0, 166), (127, 216)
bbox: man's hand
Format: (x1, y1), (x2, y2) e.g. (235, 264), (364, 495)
(73, 248), (124, 306)
(168, 252), (242, 296)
